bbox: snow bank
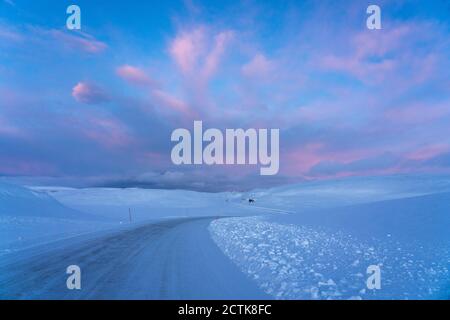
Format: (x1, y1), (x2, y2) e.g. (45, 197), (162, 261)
(209, 216), (449, 300)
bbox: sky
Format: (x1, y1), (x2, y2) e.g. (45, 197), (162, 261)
(0, 0), (450, 191)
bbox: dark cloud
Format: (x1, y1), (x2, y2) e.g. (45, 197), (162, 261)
(98, 170), (297, 192)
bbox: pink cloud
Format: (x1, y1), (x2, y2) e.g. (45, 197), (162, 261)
(116, 65), (194, 117)
(353, 25), (411, 60)
(170, 28), (204, 74)
(152, 89), (191, 114)
(242, 53), (273, 77)
(282, 143), (326, 175)
(384, 102), (450, 125)
(318, 25), (414, 82)
(203, 30), (234, 78)
(406, 144), (450, 161)
(165, 27), (234, 118)
(28, 27), (107, 54)
(321, 54), (395, 81)
(1, 24), (107, 53)
(51, 30), (107, 53)
(72, 82), (110, 105)
(80, 116), (134, 149)
(169, 27), (233, 79)
(282, 143), (391, 177)
(116, 65), (157, 87)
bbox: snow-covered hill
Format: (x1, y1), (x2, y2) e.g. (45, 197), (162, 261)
(270, 191), (450, 243)
(0, 182), (94, 219)
(246, 174), (450, 212)
(0, 182), (111, 255)
(34, 186), (257, 221)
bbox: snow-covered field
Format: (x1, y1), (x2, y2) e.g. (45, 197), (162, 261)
(1, 174), (449, 299)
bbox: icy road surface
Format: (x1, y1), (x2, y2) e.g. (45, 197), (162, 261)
(0, 217), (268, 299)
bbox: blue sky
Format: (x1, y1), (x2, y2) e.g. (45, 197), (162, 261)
(1, 0), (450, 190)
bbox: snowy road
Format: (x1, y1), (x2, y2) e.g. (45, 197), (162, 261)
(0, 217), (269, 300)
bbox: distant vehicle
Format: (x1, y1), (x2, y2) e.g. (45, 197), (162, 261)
(248, 198), (255, 203)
